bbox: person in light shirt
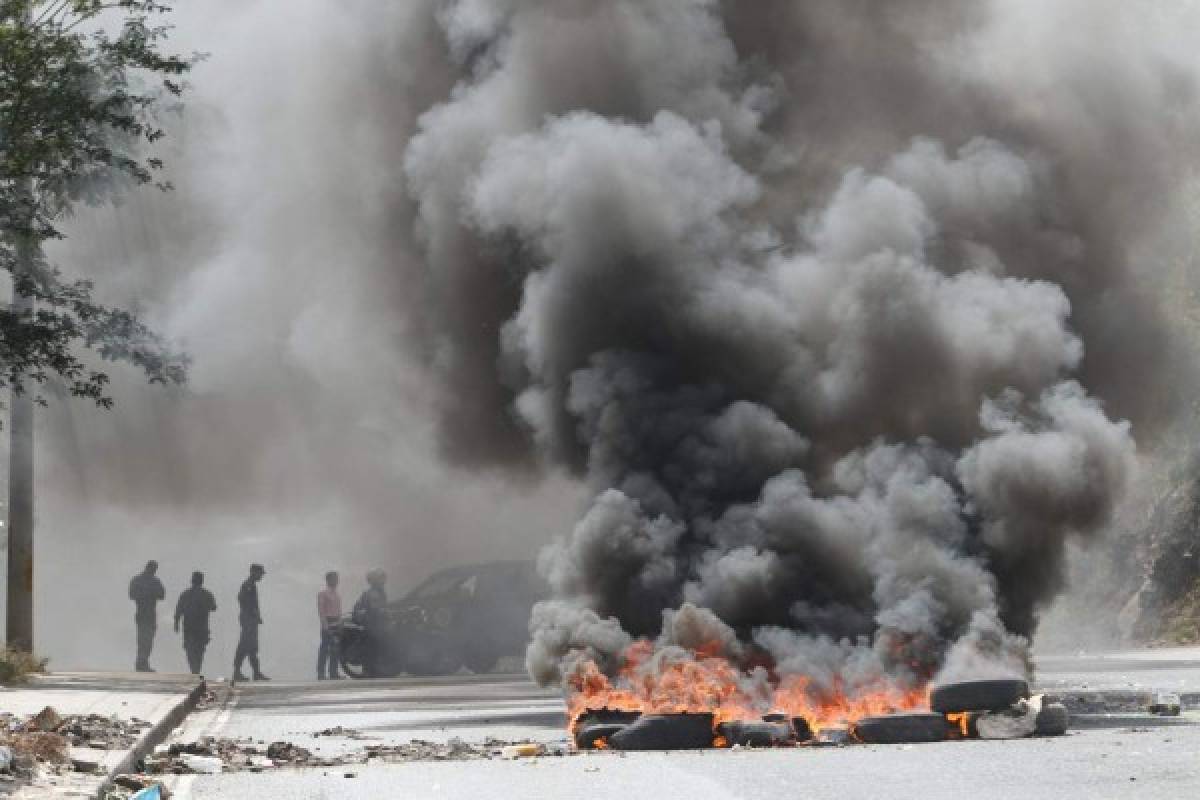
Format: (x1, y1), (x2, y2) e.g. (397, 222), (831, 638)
(317, 571), (343, 680)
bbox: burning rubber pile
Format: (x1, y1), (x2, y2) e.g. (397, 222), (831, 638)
(401, 2), (1200, 750)
(573, 678), (1070, 750)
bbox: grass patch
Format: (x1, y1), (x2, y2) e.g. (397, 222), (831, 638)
(0, 648), (48, 685)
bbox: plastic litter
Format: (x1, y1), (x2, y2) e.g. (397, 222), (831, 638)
(181, 754), (224, 774)
(501, 743), (542, 759)
(131, 786), (163, 800)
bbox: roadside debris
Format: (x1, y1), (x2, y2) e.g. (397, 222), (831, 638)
(313, 726), (370, 739)
(180, 754), (223, 774)
(1149, 692), (1182, 716)
(500, 743), (542, 759)
(1, 708), (70, 777)
(102, 776), (172, 800)
(141, 735), (571, 774)
(29, 706), (63, 732)
(974, 700), (1039, 740)
(0, 705), (159, 796)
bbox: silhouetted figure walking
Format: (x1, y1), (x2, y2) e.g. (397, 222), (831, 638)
(232, 564), (269, 682)
(316, 571), (343, 680)
(128, 560), (165, 672)
(175, 571), (217, 675)
(353, 569), (388, 678)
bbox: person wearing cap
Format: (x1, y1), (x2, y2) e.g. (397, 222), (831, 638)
(128, 560), (165, 672)
(232, 563), (269, 682)
(174, 571), (217, 675)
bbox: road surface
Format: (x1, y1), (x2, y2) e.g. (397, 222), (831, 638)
(161, 648), (1200, 800)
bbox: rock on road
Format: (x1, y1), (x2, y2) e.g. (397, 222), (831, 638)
(161, 649), (1200, 800)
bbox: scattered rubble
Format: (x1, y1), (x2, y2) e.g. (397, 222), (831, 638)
(101, 775), (172, 800)
(365, 737), (568, 762)
(29, 706), (63, 733)
(0, 704), (158, 795)
(137, 735), (574, 775)
(313, 726), (370, 740)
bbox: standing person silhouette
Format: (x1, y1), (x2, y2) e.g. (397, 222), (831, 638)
(128, 560), (165, 672)
(316, 571), (343, 680)
(174, 571), (217, 675)
(353, 569), (388, 678)
(232, 564), (269, 682)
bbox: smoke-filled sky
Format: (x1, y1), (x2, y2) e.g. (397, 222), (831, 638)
(4, 1), (1200, 683)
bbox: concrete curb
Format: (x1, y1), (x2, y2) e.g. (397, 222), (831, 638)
(1042, 687), (1199, 715)
(94, 680), (207, 799)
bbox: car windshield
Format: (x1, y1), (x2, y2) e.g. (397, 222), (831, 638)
(410, 571), (478, 599)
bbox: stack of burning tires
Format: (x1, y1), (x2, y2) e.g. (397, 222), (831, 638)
(573, 679), (1070, 751)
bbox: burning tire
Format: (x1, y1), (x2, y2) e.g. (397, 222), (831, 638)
(851, 712), (950, 744)
(929, 679), (1029, 713)
(1035, 702), (1069, 736)
(791, 717), (813, 743)
(576, 709), (642, 728)
(608, 713), (715, 751)
(716, 720), (793, 748)
(573, 708), (642, 749)
(575, 722), (629, 750)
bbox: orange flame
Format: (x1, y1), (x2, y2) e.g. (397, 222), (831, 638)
(568, 639), (929, 742)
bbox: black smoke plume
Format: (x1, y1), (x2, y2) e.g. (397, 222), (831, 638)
(403, 1), (1198, 694)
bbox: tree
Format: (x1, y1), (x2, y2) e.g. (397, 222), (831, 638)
(1, 0), (196, 651)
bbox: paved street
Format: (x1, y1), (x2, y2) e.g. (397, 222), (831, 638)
(157, 649), (1200, 800)
(1038, 646), (1200, 694)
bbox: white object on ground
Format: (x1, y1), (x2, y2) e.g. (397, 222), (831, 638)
(181, 754), (224, 774)
(976, 697), (1038, 740)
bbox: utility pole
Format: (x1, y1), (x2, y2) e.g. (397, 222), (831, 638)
(6, 238), (34, 654)
(6, 3), (35, 655)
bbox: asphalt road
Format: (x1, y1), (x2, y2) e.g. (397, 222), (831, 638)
(161, 649), (1200, 800)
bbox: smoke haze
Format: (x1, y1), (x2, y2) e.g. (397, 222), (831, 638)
(3, 0), (584, 677)
(3, 1), (1200, 689)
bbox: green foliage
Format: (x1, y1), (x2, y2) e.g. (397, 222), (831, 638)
(0, 0), (195, 406)
(0, 646), (47, 683)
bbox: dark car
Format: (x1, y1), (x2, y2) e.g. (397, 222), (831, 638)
(338, 560), (547, 678)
